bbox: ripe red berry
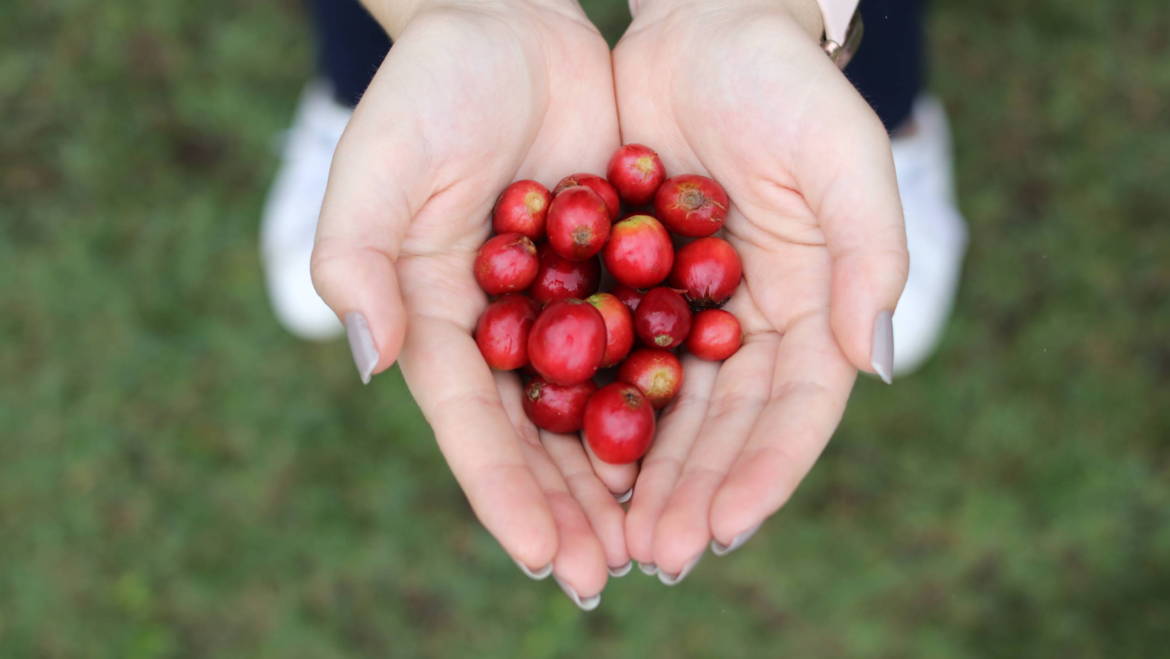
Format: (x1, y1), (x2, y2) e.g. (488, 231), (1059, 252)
(653, 174), (730, 237)
(553, 173), (620, 221)
(610, 284), (644, 313)
(586, 292), (635, 368)
(528, 245), (600, 305)
(606, 144), (666, 206)
(670, 236), (743, 307)
(603, 214), (674, 289)
(523, 377), (597, 433)
(546, 186), (610, 261)
(617, 348), (683, 409)
(686, 309), (743, 361)
(584, 383), (656, 464)
(474, 232), (539, 296)
(634, 287), (692, 349)
(474, 294), (539, 370)
(492, 180), (551, 239)
(528, 299), (607, 385)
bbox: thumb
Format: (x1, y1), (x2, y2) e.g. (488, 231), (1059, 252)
(310, 77), (429, 384)
(311, 235), (407, 385)
(797, 84), (909, 383)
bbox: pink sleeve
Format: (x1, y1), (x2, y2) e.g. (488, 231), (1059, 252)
(817, 0), (860, 46)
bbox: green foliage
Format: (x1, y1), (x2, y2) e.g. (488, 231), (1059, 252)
(2, 0), (1168, 656)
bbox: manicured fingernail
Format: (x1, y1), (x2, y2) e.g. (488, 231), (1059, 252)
(608, 561), (633, 578)
(614, 488), (633, 503)
(514, 559), (552, 581)
(637, 561), (658, 576)
(870, 309), (894, 385)
(345, 312), (378, 385)
(657, 552), (702, 586)
(554, 575), (601, 611)
(711, 522), (761, 557)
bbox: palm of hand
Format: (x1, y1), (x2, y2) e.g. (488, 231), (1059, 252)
(314, 5), (629, 599)
(611, 5), (905, 576)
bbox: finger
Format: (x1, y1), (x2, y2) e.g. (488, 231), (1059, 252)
(543, 430), (632, 575)
(495, 375), (609, 603)
(709, 311), (856, 547)
(795, 77), (909, 383)
(310, 42), (445, 380)
(624, 355), (719, 569)
(397, 315), (557, 573)
(651, 331), (780, 579)
(582, 438), (639, 498)
(626, 284), (770, 570)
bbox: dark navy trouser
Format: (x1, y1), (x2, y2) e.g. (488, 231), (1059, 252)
(309, 0), (924, 132)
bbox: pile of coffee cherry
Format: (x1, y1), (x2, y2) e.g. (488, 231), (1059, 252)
(474, 144), (743, 464)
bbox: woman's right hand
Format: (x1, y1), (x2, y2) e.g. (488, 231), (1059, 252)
(613, 0), (908, 579)
(310, 0), (628, 607)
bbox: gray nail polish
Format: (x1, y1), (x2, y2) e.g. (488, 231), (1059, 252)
(608, 562), (633, 578)
(870, 309), (894, 385)
(345, 311), (379, 385)
(614, 488), (633, 503)
(658, 552), (702, 586)
(711, 522), (761, 557)
(554, 575), (601, 611)
(514, 559), (552, 581)
(637, 562), (658, 576)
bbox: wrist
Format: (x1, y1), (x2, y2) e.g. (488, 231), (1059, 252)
(781, 0), (824, 39)
(366, 0), (586, 39)
(629, 0), (823, 40)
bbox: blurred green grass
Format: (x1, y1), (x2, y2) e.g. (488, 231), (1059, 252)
(2, 0), (1169, 657)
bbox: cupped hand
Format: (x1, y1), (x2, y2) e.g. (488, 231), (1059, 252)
(614, 0), (909, 580)
(310, 0), (630, 604)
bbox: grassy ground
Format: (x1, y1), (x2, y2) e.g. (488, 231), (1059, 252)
(2, 0), (1169, 656)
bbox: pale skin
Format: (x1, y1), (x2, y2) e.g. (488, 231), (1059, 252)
(311, 0), (908, 603)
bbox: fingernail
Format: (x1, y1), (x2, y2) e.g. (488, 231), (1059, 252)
(711, 522), (761, 557)
(637, 561), (658, 576)
(608, 561), (633, 578)
(657, 552), (702, 586)
(345, 312), (379, 385)
(614, 488), (633, 503)
(554, 575), (601, 611)
(870, 309), (894, 385)
(514, 559), (552, 581)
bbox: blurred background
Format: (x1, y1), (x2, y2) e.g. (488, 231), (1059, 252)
(2, 0), (1169, 656)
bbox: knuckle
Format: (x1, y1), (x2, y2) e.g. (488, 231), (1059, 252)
(706, 390), (767, 424)
(514, 423), (542, 450)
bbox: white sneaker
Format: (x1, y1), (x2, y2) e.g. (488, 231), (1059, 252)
(260, 81), (353, 341)
(890, 96), (969, 375)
